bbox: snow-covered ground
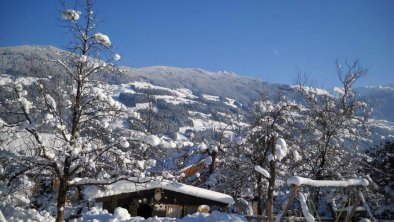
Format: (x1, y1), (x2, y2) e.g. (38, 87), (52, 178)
(74, 207), (247, 222)
(0, 206), (248, 222)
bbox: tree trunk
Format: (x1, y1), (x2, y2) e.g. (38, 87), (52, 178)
(313, 153), (326, 216)
(209, 151), (217, 175)
(76, 186), (84, 216)
(267, 160), (276, 222)
(256, 174), (264, 215)
(55, 178), (68, 222)
(266, 136), (276, 222)
(345, 190), (360, 222)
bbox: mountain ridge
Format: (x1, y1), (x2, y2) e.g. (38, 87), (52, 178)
(1, 45), (393, 121)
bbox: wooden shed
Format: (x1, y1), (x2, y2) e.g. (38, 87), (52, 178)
(92, 181), (234, 219)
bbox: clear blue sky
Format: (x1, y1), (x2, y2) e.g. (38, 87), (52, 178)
(0, 0), (393, 88)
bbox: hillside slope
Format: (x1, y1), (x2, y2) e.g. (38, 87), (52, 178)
(1, 45), (393, 122)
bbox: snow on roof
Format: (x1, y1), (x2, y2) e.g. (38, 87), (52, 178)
(87, 180), (234, 205)
(224, 98), (237, 108)
(287, 176), (369, 187)
(202, 94), (220, 102)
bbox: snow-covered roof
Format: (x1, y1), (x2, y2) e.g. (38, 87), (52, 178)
(86, 180), (234, 205)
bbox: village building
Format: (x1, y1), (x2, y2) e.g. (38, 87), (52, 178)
(89, 180), (234, 219)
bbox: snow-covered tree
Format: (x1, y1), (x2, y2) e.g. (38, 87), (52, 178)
(0, 1), (150, 221)
(292, 60), (370, 215)
(239, 94), (301, 221)
(295, 60), (369, 180)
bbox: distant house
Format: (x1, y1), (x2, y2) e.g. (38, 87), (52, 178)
(91, 181), (234, 219)
(177, 160), (207, 178)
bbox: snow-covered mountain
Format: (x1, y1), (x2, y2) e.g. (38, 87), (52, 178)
(0, 45), (276, 106)
(1, 45), (393, 140)
(355, 85), (394, 122)
(1, 45), (392, 118)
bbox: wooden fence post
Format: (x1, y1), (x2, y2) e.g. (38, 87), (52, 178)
(345, 189), (360, 222)
(275, 185), (299, 222)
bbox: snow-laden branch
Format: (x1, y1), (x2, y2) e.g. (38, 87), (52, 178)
(68, 176), (147, 187)
(113, 54), (121, 61)
(275, 137), (288, 161)
(62, 9), (81, 21)
(254, 165), (270, 178)
(299, 192), (315, 222)
(94, 33), (111, 47)
(287, 176), (369, 187)
(358, 191), (377, 222)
